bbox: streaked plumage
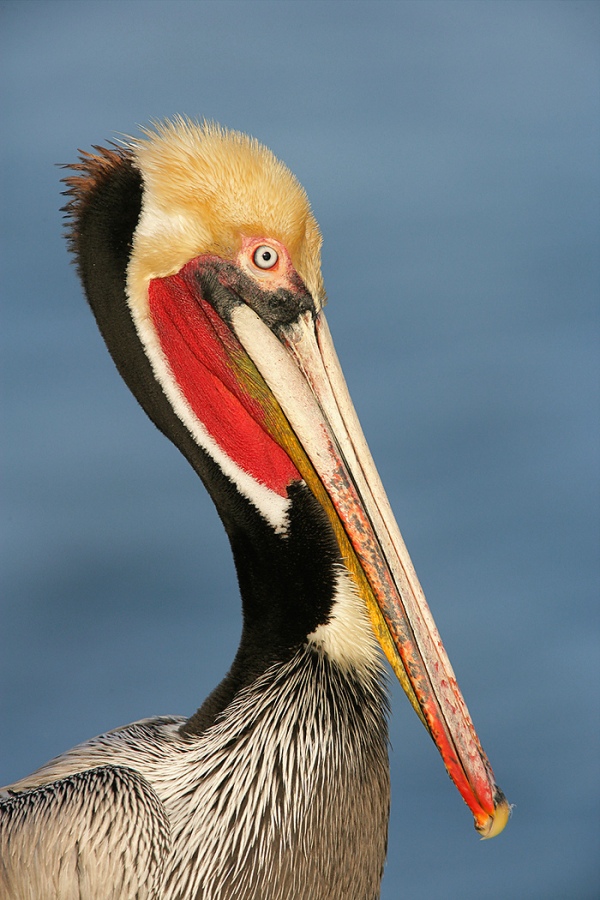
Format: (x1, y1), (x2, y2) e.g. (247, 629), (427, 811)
(0, 119), (508, 899)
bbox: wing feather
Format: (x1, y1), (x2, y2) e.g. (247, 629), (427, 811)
(0, 765), (171, 900)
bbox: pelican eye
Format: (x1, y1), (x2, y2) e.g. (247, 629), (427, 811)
(253, 245), (279, 270)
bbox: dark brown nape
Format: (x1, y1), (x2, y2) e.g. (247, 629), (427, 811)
(61, 144), (141, 278)
(61, 146), (133, 230)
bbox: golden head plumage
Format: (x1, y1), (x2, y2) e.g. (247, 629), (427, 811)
(127, 117), (325, 312)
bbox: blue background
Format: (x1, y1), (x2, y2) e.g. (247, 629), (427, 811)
(2, 2), (599, 897)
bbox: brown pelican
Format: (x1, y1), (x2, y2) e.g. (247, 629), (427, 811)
(0, 118), (509, 899)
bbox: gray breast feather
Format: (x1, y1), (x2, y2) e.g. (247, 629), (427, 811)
(0, 765), (171, 900)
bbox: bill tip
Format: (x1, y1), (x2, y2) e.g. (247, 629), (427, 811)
(476, 790), (511, 840)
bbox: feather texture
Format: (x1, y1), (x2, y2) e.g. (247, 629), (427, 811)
(2, 646), (388, 900)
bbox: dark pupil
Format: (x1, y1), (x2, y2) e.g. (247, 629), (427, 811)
(261, 250), (272, 262)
